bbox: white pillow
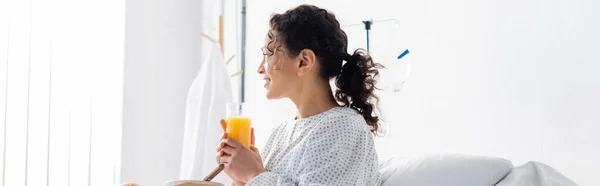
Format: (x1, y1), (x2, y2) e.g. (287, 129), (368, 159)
(380, 154), (513, 186)
(495, 161), (579, 186)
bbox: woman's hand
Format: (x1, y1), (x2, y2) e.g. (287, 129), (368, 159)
(216, 119), (265, 184)
(217, 119), (246, 186)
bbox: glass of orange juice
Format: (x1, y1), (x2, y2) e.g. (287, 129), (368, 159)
(225, 102), (251, 147)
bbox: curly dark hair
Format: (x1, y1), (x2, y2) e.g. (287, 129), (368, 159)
(267, 4), (383, 134)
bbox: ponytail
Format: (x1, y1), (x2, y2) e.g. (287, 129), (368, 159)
(335, 48), (383, 134)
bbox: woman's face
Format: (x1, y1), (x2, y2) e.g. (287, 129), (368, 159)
(257, 31), (301, 100)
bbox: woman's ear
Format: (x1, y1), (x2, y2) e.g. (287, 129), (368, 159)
(297, 49), (316, 76)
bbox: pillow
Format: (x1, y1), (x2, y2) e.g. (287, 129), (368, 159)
(378, 156), (407, 183)
(380, 154), (514, 186)
(495, 161), (578, 186)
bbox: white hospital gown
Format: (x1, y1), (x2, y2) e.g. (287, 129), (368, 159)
(246, 107), (381, 186)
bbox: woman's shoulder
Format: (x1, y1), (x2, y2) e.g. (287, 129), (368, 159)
(302, 107), (374, 146)
(318, 107), (370, 133)
(271, 119), (290, 133)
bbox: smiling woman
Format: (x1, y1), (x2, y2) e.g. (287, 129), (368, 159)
(214, 4), (383, 186)
(0, 0), (124, 185)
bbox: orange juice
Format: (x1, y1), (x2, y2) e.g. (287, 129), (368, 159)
(226, 117), (251, 147)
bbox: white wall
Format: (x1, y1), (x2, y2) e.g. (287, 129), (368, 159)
(121, 0), (204, 185)
(244, 0), (600, 185)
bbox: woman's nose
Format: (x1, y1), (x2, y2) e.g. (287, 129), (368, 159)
(257, 60), (265, 74)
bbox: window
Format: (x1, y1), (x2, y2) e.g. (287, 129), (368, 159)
(0, 0), (124, 185)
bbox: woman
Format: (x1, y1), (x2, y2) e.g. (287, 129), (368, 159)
(216, 4), (382, 186)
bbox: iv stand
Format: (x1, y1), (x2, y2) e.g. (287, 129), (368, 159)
(343, 19), (399, 52)
(363, 20), (373, 52)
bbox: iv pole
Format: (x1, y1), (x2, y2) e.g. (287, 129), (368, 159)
(343, 19), (399, 52)
(240, 0), (247, 102)
(363, 20), (373, 52)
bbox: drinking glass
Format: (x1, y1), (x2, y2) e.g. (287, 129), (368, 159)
(225, 102), (251, 147)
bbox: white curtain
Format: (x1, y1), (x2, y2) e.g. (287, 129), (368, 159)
(0, 0), (124, 186)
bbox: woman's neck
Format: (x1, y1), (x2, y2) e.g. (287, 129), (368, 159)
(290, 80), (339, 119)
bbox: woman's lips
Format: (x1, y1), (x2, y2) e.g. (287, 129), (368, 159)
(263, 78), (271, 88)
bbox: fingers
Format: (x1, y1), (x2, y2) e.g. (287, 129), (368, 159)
(217, 146), (234, 164)
(218, 154), (232, 164)
(215, 150), (225, 164)
(221, 138), (242, 148)
(216, 147), (235, 164)
(216, 141), (225, 152)
(216, 145), (234, 164)
(220, 119), (227, 132)
(216, 133), (228, 152)
(220, 132), (228, 139)
(251, 127), (255, 146)
(220, 145), (236, 155)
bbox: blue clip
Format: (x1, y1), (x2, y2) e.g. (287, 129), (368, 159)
(397, 49), (410, 60)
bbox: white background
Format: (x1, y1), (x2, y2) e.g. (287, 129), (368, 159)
(120, 0), (600, 185)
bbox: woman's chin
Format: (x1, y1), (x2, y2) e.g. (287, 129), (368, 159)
(265, 90), (281, 100)
(265, 92), (275, 100)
